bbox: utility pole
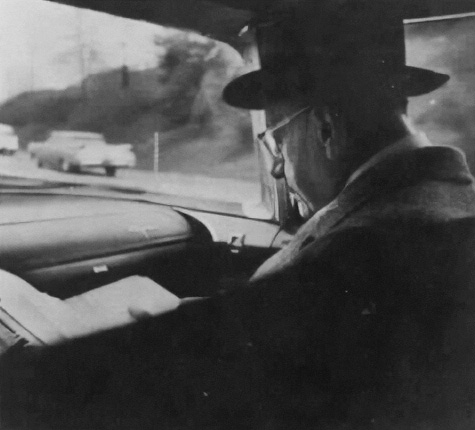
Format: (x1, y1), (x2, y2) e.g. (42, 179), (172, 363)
(120, 20), (131, 92)
(121, 39), (130, 90)
(27, 8), (37, 92)
(76, 8), (87, 99)
(29, 39), (36, 91)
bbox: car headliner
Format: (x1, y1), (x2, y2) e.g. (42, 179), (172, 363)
(43, 0), (475, 49)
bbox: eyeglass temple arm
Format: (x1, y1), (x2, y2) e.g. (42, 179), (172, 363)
(256, 106), (311, 156)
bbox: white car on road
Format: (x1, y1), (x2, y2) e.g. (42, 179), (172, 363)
(0, 124), (19, 156)
(28, 131), (136, 177)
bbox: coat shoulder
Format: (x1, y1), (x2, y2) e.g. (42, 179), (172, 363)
(289, 216), (475, 427)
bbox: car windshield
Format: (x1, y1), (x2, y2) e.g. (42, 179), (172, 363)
(0, 0), (262, 217)
(0, 0), (474, 217)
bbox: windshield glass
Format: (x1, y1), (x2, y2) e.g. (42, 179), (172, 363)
(0, 1), (474, 217)
(0, 0), (261, 215)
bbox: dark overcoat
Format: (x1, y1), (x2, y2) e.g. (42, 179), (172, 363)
(2, 145), (475, 430)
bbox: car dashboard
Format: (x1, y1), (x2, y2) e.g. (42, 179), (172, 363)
(0, 191), (281, 301)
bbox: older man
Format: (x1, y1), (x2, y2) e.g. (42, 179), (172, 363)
(3, 1), (475, 429)
(215, 1), (475, 427)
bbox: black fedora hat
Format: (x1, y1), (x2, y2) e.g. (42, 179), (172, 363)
(223, 0), (450, 110)
(223, 66), (449, 110)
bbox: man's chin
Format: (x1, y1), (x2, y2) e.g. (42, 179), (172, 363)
(290, 191), (318, 220)
(290, 187), (338, 220)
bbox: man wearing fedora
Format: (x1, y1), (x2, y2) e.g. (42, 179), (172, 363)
(175, 1), (475, 428)
(3, 1), (474, 429)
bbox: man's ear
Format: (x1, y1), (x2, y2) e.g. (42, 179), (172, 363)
(314, 107), (338, 160)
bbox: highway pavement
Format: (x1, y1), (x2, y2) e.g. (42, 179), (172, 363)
(0, 152), (261, 206)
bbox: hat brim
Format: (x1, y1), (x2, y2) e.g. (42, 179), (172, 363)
(402, 66), (450, 97)
(223, 71), (266, 110)
(223, 67), (450, 110)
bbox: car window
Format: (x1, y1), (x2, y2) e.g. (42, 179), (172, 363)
(0, 1), (474, 221)
(0, 0), (262, 216)
(0, 124), (14, 135)
(49, 132), (104, 141)
(406, 15), (475, 169)
(48, 132), (106, 147)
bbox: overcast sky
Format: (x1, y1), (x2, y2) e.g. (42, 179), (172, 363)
(0, 0), (172, 100)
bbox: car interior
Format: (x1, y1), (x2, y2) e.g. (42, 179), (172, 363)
(0, 0), (474, 428)
(0, 0), (472, 348)
(0, 187), (294, 343)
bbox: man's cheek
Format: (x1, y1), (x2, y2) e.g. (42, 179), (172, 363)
(284, 136), (314, 183)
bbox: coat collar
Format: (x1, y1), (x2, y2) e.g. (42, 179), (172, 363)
(345, 132), (432, 186)
(339, 140), (472, 214)
(251, 139), (473, 282)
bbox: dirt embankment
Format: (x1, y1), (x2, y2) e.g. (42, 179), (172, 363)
(0, 38), (256, 181)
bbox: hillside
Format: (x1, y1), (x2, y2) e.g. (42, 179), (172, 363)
(0, 38), (257, 180)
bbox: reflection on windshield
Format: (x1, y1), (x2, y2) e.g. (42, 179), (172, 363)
(0, 0), (260, 210)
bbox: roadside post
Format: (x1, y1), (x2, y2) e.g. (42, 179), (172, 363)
(154, 131), (159, 177)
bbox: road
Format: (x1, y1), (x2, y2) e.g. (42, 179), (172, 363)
(0, 152), (262, 206)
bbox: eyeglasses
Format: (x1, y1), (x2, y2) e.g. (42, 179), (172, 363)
(256, 106), (311, 179)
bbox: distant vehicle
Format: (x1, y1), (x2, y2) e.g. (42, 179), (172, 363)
(28, 131), (136, 177)
(0, 124), (19, 156)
